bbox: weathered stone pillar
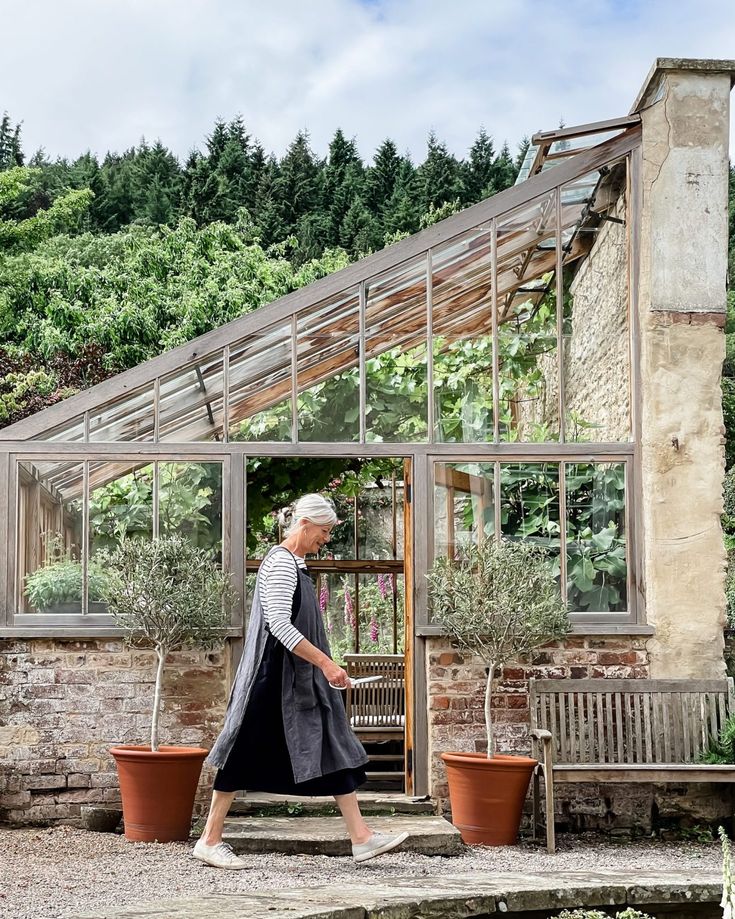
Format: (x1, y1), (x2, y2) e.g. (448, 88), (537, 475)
(633, 59), (735, 677)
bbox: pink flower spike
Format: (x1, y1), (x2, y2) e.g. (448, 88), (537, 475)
(369, 617), (379, 643)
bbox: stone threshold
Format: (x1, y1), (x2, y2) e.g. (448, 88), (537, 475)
(71, 869), (723, 919)
(230, 791), (435, 817)
(222, 814), (461, 856)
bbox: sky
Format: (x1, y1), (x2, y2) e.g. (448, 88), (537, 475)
(2, 0), (735, 165)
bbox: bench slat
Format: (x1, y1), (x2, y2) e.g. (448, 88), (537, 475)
(614, 693), (624, 763)
(643, 693), (653, 763)
(596, 691), (605, 762)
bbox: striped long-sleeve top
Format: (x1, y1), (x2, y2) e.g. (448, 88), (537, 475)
(260, 547), (307, 652)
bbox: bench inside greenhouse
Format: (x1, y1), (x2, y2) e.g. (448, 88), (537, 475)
(345, 654), (405, 789)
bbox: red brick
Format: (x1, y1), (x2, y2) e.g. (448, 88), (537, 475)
(597, 651), (639, 666)
(507, 696), (529, 710)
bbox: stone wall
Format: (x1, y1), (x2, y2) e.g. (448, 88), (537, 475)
(514, 193), (630, 442)
(0, 638), (231, 824)
(634, 64), (731, 679)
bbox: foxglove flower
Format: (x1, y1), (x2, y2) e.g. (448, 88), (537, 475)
(377, 574), (388, 599)
(369, 617), (379, 643)
(344, 585), (355, 628)
(319, 579), (329, 614)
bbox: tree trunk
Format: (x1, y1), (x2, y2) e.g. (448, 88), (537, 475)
(151, 648), (166, 752)
(485, 662), (495, 759)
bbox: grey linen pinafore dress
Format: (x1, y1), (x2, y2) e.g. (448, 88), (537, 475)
(208, 547), (368, 794)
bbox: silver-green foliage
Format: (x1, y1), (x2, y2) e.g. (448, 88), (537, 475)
(426, 539), (569, 756)
(102, 535), (234, 751)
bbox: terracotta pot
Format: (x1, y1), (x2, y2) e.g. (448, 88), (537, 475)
(441, 751), (537, 846)
(110, 745), (208, 843)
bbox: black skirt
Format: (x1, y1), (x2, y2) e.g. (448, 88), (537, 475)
(213, 633), (367, 796)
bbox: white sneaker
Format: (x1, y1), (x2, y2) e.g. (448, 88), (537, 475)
(352, 831), (409, 863)
(192, 838), (249, 870)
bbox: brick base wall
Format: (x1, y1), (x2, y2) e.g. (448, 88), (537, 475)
(427, 634), (651, 802)
(426, 633), (734, 832)
(0, 639), (231, 824)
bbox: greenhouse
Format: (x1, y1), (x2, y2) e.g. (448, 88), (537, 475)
(0, 58), (732, 812)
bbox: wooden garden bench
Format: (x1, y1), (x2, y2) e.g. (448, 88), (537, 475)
(344, 654), (405, 784)
(529, 677), (735, 853)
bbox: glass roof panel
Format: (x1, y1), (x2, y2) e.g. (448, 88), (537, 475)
(229, 323), (292, 442)
(158, 354), (225, 443)
(37, 417), (86, 443)
(89, 385), (154, 442)
(365, 256), (428, 442)
(297, 288), (360, 442)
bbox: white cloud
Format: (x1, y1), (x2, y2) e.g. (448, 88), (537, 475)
(2, 0), (734, 164)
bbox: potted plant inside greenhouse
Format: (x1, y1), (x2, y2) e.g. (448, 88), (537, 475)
(103, 534), (233, 843)
(25, 535), (109, 614)
(427, 538), (569, 846)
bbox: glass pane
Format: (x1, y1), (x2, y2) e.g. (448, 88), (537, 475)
(357, 572), (405, 655)
(89, 462), (153, 612)
(356, 462), (405, 561)
(562, 165), (631, 442)
(297, 290), (360, 442)
(229, 325), (292, 442)
(365, 257), (428, 442)
(89, 386), (155, 442)
(159, 355), (224, 442)
(159, 462), (223, 562)
(500, 463), (561, 580)
(433, 462), (495, 559)
(566, 462), (627, 613)
(496, 193), (560, 443)
(37, 417), (86, 442)
(17, 460), (84, 613)
(317, 570), (353, 664)
(432, 227), (494, 442)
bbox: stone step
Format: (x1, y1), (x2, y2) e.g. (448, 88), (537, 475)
(222, 814), (463, 857)
(230, 791), (435, 817)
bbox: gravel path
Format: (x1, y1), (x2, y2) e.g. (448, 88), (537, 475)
(0, 825), (722, 919)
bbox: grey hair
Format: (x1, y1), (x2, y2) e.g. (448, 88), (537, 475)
(278, 493), (338, 534)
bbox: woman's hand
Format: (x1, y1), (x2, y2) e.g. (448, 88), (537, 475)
(322, 659), (350, 688)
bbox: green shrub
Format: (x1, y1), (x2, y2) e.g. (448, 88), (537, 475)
(700, 714), (735, 764)
(25, 555), (108, 610)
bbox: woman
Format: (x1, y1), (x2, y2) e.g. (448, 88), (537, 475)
(193, 493), (409, 869)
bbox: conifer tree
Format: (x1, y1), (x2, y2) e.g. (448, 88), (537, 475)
(0, 113), (24, 171)
(365, 139), (401, 214)
(463, 128), (496, 203)
(416, 131), (463, 212)
(382, 156), (420, 236)
(490, 141), (518, 194)
(275, 131), (322, 235)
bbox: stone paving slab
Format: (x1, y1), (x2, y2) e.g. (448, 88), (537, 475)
(70, 869), (723, 919)
(230, 792), (435, 817)
(222, 814), (462, 856)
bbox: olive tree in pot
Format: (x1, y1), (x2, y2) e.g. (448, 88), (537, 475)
(103, 535), (234, 843)
(427, 538), (569, 846)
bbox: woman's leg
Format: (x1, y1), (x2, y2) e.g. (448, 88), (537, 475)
(201, 790), (237, 845)
(334, 791), (372, 844)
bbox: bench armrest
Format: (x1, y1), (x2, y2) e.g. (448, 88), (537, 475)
(530, 729), (552, 742)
